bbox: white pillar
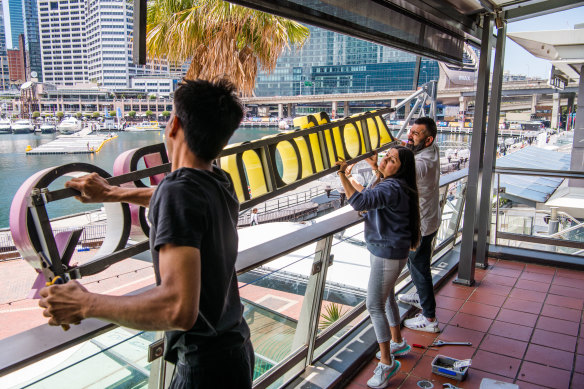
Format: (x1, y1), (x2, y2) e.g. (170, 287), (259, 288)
(278, 103), (283, 119)
(551, 93), (560, 130)
(531, 93), (538, 115)
(344, 101), (350, 117)
(331, 101), (338, 118)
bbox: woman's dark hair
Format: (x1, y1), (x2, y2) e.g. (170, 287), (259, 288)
(385, 145), (421, 250)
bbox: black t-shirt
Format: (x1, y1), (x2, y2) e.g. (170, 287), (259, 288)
(148, 166), (250, 364)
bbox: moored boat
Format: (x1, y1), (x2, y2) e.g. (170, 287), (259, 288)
(40, 123), (56, 134)
(12, 120), (34, 134)
(0, 118), (11, 134)
(57, 117), (83, 135)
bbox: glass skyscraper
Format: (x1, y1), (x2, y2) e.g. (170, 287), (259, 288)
(2, 0), (23, 50)
(23, 0), (41, 81)
(255, 26), (439, 96)
(0, 1), (11, 90)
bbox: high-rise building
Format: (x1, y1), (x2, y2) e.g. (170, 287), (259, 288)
(23, 0), (41, 81)
(7, 33), (26, 83)
(2, 0), (23, 49)
(0, 1), (11, 90)
(37, 0), (87, 85)
(255, 26), (439, 96)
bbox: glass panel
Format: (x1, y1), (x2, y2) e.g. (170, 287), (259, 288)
(436, 178), (467, 246)
(238, 237), (320, 382)
(313, 225), (369, 359)
(0, 328), (156, 389)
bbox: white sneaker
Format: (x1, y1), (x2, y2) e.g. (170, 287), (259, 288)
(404, 313), (440, 333)
(375, 339), (412, 359)
(397, 292), (422, 309)
(366, 360), (401, 389)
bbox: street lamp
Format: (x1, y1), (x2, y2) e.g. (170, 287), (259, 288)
(365, 75), (371, 92)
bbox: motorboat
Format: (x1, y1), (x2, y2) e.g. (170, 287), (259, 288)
(57, 117), (83, 135)
(12, 120), (34, 134)
(40, 123), (56, 134)
(132, 121), (160, 131)
(0, 118), (11, 134)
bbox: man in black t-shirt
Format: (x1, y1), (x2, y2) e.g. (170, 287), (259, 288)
(39, 79), (253, 389)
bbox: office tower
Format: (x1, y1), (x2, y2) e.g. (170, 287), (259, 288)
(23, 0), (41, 81)
(6, 33), (25, 83)
(2, 0), (23, 49)
(0, 1), (10, 90)
(37, 0), (87, 85)
(255, 26), (439, 96)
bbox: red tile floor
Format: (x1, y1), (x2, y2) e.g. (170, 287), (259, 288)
(345, 259), (584, 389)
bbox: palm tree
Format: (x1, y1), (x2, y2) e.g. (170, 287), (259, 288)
(147, 0), (309, 96)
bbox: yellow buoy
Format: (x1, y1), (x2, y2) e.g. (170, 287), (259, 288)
(25, 145), (32, 152)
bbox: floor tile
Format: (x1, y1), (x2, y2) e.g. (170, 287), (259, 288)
(524, 263), (556, 275)
(488, 320), (533, 342)
(509, 288), (547, 303)
(545, 294), (584, 310)
(478, 333), (527, 359)
(401, 328), (440, 348)
(494, 260), (525, 270)
(483, 273), (516, 287)
(397, 374), (442, 389)
(575, 353), (584, 374)
(349, 358), (379, 387)
(540, 304), (581, 323)
(459, 301), (500, 319)
(524, 343), (574, 370)
(343, 382), (367, 389)
(519, 271), (553, 284)
(410, 355), (463, 386)
(468, 289), (507, 307)
(514, 279), (550, 293)
(449, 312), (493, 332)
(552, 275), (584, 290)
(578, 337), (584, 355)
(477, 280), (513, 296)
(471, 350), (521, 378)
(474, 268), (489, 282)
(436, 308), (456, 325)
(436, 284), (475, 300)
(496, 308), (538, 327)
(556, 268), (584, 281)
(502, 296), (543, 315)
(572, 373), (584, 389)
(518, 361), (571, 389)
(463, 370), (513, 389)
(394, 351), (423, 373)
(549, 284), (584, 299)
(438, 325), (485, 347)
(490, 266), (522, 278)
(435, 296), (466, 311)
(531, 328), (577, 352)
(535, 315), (580, 336)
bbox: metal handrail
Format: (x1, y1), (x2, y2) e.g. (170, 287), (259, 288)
(0, 170), (469, 387)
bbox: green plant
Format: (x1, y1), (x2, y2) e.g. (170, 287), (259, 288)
(92, 111), (101, 118)
(32, 111), (40, 118)
(319, 302), (345, 330)
(145, 110), (153, 118)
(149, 94), (157, 100)
(128, 110), (136, 118)
(162, 111), (171, 118)
(56, 111), (64, 119)
(109, 110), (116, 117)
(75, 112), (82, 119)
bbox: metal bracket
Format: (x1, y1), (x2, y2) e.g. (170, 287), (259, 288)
(148, 338), (164, 362)
(311, 254), (334, 275)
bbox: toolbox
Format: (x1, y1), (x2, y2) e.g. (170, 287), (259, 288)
(431, 355), (469, 381)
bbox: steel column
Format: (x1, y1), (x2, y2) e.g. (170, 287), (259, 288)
(455, 15), (493, 286)
(475, 23), (507, 269)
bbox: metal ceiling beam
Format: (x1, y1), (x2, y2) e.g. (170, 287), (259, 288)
(504, 0), (584, 22)
(226, 0), (468, 66)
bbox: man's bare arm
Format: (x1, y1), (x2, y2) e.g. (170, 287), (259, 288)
(39, 244), (201, 331)
(66, 172), (154, 207)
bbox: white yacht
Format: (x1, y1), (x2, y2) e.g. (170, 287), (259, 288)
(40, 123), (56, 134)
(131, 121), (161, 131)
(0, 118), (11, 134)
(12, 120), (34, 134)
(57, 117), (83, 135)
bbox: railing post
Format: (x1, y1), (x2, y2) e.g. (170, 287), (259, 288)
(456, 14), (493, 286)
(475, 21), (507, 268)
(290, 235), (334, 365)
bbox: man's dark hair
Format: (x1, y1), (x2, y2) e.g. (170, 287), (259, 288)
(173, 78), (243, 162)
(414, 117), (437, 140)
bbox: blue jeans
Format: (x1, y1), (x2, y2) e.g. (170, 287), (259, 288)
(407, 230), (437, 319)
(169, 339), (254, 389)
(367, 254), (407, 344)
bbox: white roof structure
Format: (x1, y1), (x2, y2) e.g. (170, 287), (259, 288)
(508, 28), (584, 81)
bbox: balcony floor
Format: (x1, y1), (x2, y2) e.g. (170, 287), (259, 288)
(345, 259), (584, 389)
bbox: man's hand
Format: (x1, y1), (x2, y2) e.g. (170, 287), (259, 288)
(39, 281), (88, 327)
(66, 173), (114, 203)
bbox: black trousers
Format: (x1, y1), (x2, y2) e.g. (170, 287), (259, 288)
(169, 339), (255, 389)
(407, 230), (438, 319)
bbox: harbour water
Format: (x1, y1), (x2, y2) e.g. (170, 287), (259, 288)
(0, 126), (281, 228)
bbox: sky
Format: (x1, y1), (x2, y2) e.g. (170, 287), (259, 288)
(504, 6), (584, 78)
